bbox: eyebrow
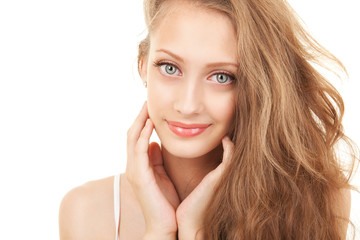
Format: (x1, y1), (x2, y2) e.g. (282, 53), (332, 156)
(155, 49), (238, 69)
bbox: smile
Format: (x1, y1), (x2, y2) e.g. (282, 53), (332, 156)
(166, 121), (211, 137)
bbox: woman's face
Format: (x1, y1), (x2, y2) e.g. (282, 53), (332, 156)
(143, 3), (237, 158)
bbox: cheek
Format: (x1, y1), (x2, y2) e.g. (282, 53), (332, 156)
(146, 71), (173, 122)
(205, 90), (235, 126)
(147, 86), (162, 122)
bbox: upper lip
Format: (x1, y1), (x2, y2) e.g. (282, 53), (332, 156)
(166, 120), (211, 129)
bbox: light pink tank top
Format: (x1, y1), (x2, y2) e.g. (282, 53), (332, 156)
(114, 174), (121, 240)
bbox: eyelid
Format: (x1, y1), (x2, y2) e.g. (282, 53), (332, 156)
(153, 60), (236, 83)
(153, 60), (182, 76)
(208, 71), (236, 84)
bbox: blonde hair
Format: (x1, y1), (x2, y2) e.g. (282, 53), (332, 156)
(138, 0), (358, 239)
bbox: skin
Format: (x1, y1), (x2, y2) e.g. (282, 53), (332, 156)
(144, 2), (237, 201)
(58, 1), (352, 239)
(127, 3), (237, 238)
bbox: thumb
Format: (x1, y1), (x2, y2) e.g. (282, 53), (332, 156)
(221, 136), (234, 167)
(206, 136), (234, 181)
(148, 142), (163, 166)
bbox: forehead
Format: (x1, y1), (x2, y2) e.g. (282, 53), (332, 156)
(149, 2), (238, 63)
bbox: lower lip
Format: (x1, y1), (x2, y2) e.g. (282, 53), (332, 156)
(167, 123), (209, 137)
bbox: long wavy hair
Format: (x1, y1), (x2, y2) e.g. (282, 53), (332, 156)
(138, 0), (358, 239)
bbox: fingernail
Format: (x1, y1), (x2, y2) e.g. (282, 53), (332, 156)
(145, 119), (151, 126)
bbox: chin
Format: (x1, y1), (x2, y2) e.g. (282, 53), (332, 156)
(163, 143), (206, 159)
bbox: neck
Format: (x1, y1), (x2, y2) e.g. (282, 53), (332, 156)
(161, 144), (223, 201)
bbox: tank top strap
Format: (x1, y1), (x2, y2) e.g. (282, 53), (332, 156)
(114, 174), (121, 240)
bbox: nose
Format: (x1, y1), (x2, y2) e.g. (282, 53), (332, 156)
(173, 77), (204, 115)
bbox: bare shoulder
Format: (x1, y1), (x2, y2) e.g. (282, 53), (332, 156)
(59, 176), (116, 240)
(332, 187), (352, 239)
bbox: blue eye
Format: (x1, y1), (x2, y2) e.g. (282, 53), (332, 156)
(210, 73), (234, 84)
(157, 63), (180, 76)
(163, 64), (177, 74)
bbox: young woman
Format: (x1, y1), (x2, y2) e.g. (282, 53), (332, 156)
(59, 0), (358, 239)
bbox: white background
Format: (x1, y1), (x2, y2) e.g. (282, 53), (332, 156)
(0, 0), (359, 239)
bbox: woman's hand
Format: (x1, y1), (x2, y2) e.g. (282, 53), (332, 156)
(125, 102), (180, 239)
(176, 136), (234, 240)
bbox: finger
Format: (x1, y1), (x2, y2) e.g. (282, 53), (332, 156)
(136, 118), (154, 157)
(148, 142), (163, 166)
(221, 136), (234, 167)
(205, 136), (234, 181)
(127, 102), (149, 147)
(126, 102), (148, 170)
(127, 119), (153, 182)
(126, 117), (152, 174)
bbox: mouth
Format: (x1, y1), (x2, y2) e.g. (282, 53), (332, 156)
(166, 120), (211, 137)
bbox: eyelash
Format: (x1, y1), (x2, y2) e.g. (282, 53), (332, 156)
(153, 61), (182, 76)
(153, 61), (236, 84)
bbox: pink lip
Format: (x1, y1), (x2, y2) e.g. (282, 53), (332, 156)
(166, 121), (211, 137)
